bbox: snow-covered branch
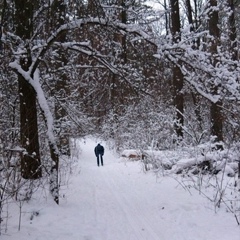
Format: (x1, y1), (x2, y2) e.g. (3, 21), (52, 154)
(9, 60), (58, 154)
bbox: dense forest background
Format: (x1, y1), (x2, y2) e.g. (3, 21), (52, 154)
(0, 0), (239, 213)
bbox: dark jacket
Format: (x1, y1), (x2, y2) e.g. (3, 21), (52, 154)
(95, 144), (104, 156)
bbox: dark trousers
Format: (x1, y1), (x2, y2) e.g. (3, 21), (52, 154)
(97, 154), (103, 166)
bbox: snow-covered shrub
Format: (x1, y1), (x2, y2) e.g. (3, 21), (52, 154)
(101, 99), (175, 152)
(167, 142), (240, 225)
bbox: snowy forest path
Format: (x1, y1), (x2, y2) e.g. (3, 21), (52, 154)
(99, 157), (164, 240)
(2, 137), (240, 240)
(47, 137), (240, 240)
(73, 137), (167, 240)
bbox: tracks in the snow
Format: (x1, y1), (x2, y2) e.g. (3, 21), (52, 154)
(100, 167), (164, 240)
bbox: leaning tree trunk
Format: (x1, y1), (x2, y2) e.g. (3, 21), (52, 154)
(15, 0), (42, 179)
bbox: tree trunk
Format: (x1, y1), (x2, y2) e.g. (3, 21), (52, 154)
(47, 0), (69, 204)
(186, 0), (203, 129)
(185, 0), (193, 32)
(170, 0), (184, 140)
(49, 142), (59, 204)
(163, 0), (169, 35)
(51, 0), (70, 156)
(15, 0), (42, 179)
(228, 0), (237, 61)
(172, 65), (184, 139)
(208, 0), (223, 147)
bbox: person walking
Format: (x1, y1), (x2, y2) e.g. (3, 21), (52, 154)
(94, 143), (104, 166)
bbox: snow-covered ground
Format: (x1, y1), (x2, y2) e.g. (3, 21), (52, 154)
(1, 137), (240, 240)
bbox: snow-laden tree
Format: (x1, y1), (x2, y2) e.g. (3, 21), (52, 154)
(1, 0), (240, 206)
(1, 0), (156, 203)
(154, 0), (240, 146)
